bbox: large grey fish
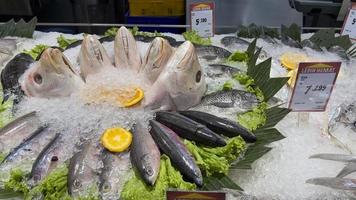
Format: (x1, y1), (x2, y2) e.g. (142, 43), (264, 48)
(306, 177), (356, 190)
(310, 154), (356, 178)
(0, 111), (43, 156)
(100, 151), (130, 200)
(207, 64), (241, 78)
(141, 37), (173, 84)
(79, 35), (114, 80)
(114, 26), (142, 71)
(220, 36), (268, 60)
(68, 141), (102, 198)
(194, 89), (259, 111)
(149, 120), (203, 186)
(20, 48), (83, 98)
(1, 53), (34, 103)
(155, 111), (226, 147)
(29, 133), (71, 185)
(143, 41), (206, 111)
(130, 122), (160, 185)
(0, 127), (57, 182)
(179, 110), (257, 143)
(195, 45), (232, 62)
(328, 102), (356, 154)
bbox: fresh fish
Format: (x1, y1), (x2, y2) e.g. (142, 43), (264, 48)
(35, 46), (64, 61)
(20, 48), (83, 98)
(220, 36), (268, 60)
(0, 111), (44, 156)
(68, 141), (102, 198)
(79, 35), (113, 80)
(155, 111), (226, 147)
(195, 45), (232, 62)
(328, 102), (356, 154)
(306, 177), (356, 190)
(143, 41), (206, 111)
(1, 53), (34, 103)
(29, 133), (69, 185)
(114, 26), (142, 71)
(195, 89), (259, 112)
(179, 110), (257, 143)
(0, 39), (17, 66)
(149, 120), (203, 186)
(130, 122), (160, 185)
(310, 153), (356, 178)
(207, 64), (241, 77)
(0, 127), (57, 182)
(141, 37), (173, 84)
(134, 35), (178, 47)
(100, 151), (130, 200)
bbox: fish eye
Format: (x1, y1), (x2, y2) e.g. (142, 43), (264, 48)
(195, 70), (202, 82)
(73, 179), (82, 189)
(353, 121), (356, 127)
(51, 156), (59, 162)
(145, 166), (153, 176)
(103, 183), (111, 192)
(33, 73), (43, 85)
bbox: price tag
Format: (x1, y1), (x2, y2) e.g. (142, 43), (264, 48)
(289, 62), (341, 112)
(167, 190), (225, 200)
(341, 3), (356, 40)
(190, 2), (215, 38)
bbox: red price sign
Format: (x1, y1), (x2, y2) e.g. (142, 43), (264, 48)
(289, 62), (341, 112)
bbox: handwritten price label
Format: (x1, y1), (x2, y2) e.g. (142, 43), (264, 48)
(289, 62), (341, 112)
(341, 3), (356, 40)
(190, 2), (214, 38)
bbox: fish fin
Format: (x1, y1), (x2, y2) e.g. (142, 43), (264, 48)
(309, 154), (356, 163)
(337, 163), (356, 178)
(306, 177), (356, 190)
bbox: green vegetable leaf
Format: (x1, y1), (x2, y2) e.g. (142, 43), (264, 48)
(104, 26), (162, 38)
(237, 23), (279, 39)
(237, 103), (267, 131)
(183, 30), (212, 46)
(309, 29), (353, 50)
(0, 188), (23, 199)
(4, 169), (29, 195)
(23, 44), (49, 60)
(0, 17), (37, 38)
(231, 144), (272, 169)
(57, 35), (79, 49)
(281, 23), (301, 42)
(202, 173), (243, 191)
(121, 155), (195, 200)
(260, 107), (291, 129)
(227, 51), (248, 63)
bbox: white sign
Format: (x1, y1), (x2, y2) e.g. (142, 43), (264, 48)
(289, 62), (341, 112)
(341, 3), (356, 40)
(190, 3), (214, 38)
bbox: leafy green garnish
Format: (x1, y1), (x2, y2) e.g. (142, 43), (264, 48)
(227, 51), (249, 63)
(183, 30), (212, 45)
(237, 103), (267, 131)
(57, 35), (79, 49)
(104, 26), (162, 38)
(23, 44), (49, 59)
(4, 169), (29, 196)
(26, 164), (71, 200)
(121, 155), (196, 200)
(184, 137), (246, 176)
(237, 23), (279, 39)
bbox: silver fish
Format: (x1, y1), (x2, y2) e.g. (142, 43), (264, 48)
(141, 37), (173, 84)
(114, 26), (142, 71)
(0, 111), (43, 156)
(195, 45), (232, 62)
(0, 127), (57, 182)
(130, 122), (160, 185)
(143, 41), (206, 111)
(79, 35), (113, 80)
(306, 177), (356, 190)
(0, 39), (17, 66)
(20, 48), (83, 98)
(68, 141), (102, 198)
(328, 102), (356, 154)
(100, 151), (130, 200)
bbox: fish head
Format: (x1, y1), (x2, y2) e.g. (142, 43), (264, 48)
(164, 41), (206, 110)
(20, 48), (81, 98)
(114, 26), (142, 71)
(79, 35), (113, 80)
(142, 37), (173, 83)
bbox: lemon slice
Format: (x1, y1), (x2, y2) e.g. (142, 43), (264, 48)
(101, 127), (132, 152)
(280, 52), (308, 70)
(117, 87), (144, 107)
(287, 69), (297, 88)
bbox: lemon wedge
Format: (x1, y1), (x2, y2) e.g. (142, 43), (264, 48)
(101, 127), (132, 152)
(117, 87), (144, 107)
(280, 52), (308, 70)
(287, 69), (298, 88)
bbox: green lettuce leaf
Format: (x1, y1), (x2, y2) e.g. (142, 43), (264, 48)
(121, 155), (196, 200)
(184, 137), (246, 176)
(104, 26), (162, 37)
(183, 30), (212, 45)
(4, 169), (30, 196)
(227, 51), (248, 63)
(237, 103), (267, 131)
(57, 35), (79, 49)
(23, 44), (49, 60)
